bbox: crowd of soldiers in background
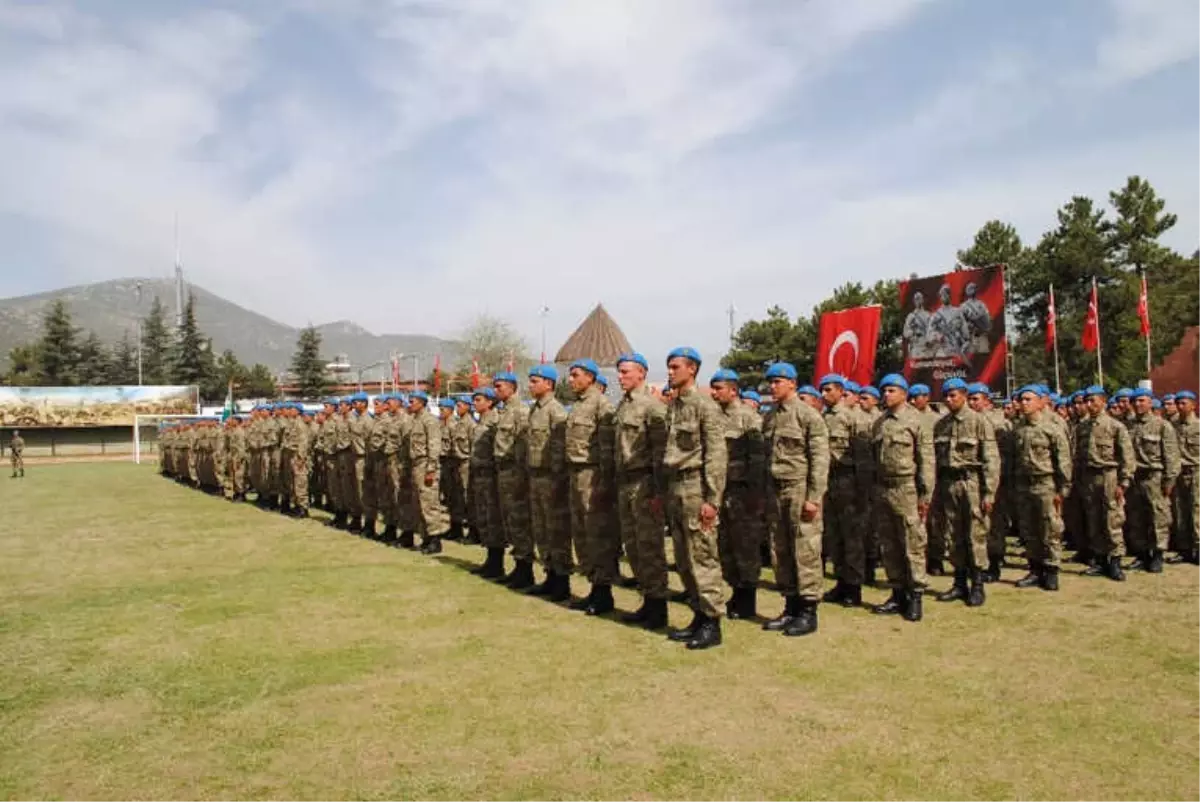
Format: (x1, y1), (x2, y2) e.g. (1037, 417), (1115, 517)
(158, 348), (1198, 651)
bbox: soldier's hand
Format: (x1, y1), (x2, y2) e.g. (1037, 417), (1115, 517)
(424, 471), (435, 487)
(1164, 483), (1174, 498)
(981, 500), (993, 515)
(1115, 485), (1125, 503)
(917, 502), (929, 521)
(1052, 495), (1063, 513)
(801, 500), (820, 522)
(698, 502), (718, 530)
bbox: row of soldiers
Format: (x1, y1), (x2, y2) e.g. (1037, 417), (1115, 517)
(158, 351), (1198, 651)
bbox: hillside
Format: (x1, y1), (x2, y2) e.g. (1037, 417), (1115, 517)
(0, 278), (459, 379)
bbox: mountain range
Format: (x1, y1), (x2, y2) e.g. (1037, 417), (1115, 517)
(0, 278), (459, 379)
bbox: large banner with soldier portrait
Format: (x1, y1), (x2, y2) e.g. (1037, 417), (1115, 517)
(0, 385), (199, 428)
(898, 265), (1007, 399)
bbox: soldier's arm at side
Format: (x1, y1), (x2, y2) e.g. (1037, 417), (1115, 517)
(1162, 422), (1181, 490)
(805, 413), (830, 506)
(700, 400), (727, 507)
(915, 418), (935, 507)
(979, 415), (999, 506)
(646, 401), (668, 498)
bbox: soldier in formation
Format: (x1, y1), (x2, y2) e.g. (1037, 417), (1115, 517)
(9, 429), (25, 478)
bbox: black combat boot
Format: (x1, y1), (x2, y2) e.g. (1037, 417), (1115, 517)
(1147, 549), (1164, 574)
(398, 530), (416, 549)
(686, 616), (722, 650)
(476, 547), (504, 579)
(445, 521), (462, 541)
(528, 571), (557, 597)
(872, 589), (905, 615)
(822, 581), (849, 605)
(763, 595), (801, 631)
(926, 558), (945, 577)
(293, 507), (309, 519)
(967, 570), (986, 607)
(642, 598), (669, 630)
(347, 516), (362, 534)
(1106, 555), (1126, 582)
(380, 524), (397, 545)
(1127, 552), (1148, 571)
(936, 572), (969, 603)
(783, 599), (819, 637)
(331, 511), (346, 529)
(280, 499), (293, 515)
(732, 586), (758, 619)
(838, 584), (862, 608)
(1014, 564), (1042, 588)
(362, 520), (377, 539)
(506, 559), (534, 589)
(668, 611), (705, 642)
(1040, 565), (1059, 591)
(902, 590), (923, 622)
(548, 572), (572, 603)
(570, 585), (597, 611)
(421, 535), (443, 555)
(585, 584), (614, 616)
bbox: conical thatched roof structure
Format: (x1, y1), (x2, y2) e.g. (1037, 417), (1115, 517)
(553, 304), (633, 366)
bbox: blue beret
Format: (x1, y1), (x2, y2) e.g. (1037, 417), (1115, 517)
(1084, 385), (1106, 398)
(798, 385), (820, 398)
(861, 385), (880, 399)
(569, 358), (600, 377)
(942, 378), (969, 394)
(350, 392), (368, 403)
(1152, 398), (1162, 409)
(908, 383), (930, 397)
(472, 387), (497, 401)
(666, 346), (702, 366)
(1016, 384), (1042, 398)
(765, 362), (798, 381)
(597, 374), (608, 387)
(617, 352), (649, 371)
(454, 394), (472, 405)
(1130, 387), (1152, 399)
(493, 371), (518, 386)
(528, 364), (558, 383)
(844, 380), (861, 393)
(322, 398), (336, 406)
(438, 397), (455, 409)
(880, 374), (908, 391)
(1114, 388), (1133, 399)
(1049, 392), (1061, 404)
(818, 373), (846, 389)
(967, 382), (989, 396)
(710, 368), (739, 385)
(740, 390), (761, 403)
(410, 390), (429, 403)
(1163, 393), (1176, 402)
(1175, 390), (1196, 401)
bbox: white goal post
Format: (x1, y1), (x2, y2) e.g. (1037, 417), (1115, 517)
(133, 413), (221, 465)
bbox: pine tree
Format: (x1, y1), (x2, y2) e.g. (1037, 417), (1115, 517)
(108, 331), (139, 385)
(170, 293), (206, 387)
(215, 349), (249, 398)
(290, 325), (330, 398)
(4, 343), (40, 386)
(37, 299), (80, 385)
(141, 296), (172, 385)
(76, 331), (110, 386)
(243, 364), (278, 398)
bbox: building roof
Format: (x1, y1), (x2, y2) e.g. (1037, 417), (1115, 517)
(553, 304), (633, 366)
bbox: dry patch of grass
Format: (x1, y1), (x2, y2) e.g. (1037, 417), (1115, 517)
(1, 464), (1197, 800)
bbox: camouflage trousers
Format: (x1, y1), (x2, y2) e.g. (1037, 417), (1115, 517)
(1014, 477), (1063, 569)
(1078, 468), (1125, 558)
(719, 480), (763, 590)
(339, 451), (364, 516)
(987, 478), (1014, 559)
(768, 477), (823, 602)
(569, 465), (617, 585)
(1126, 471), (1171, 554)
(248, 449), (263, 495)
(617, 472), (668, 599)
(874, 477), (928, 591)
(496, 464), (533, 562)
(667, 472), (725, 619)
(926, 485), (946, 563)
(934, 473), (988, 574)
(188, 452), (199, 485)
(471, 467), (504, 548)
(823, 472), (865, 586)
(283, 451), (310, 510)
(408, 468), (449, 537)
(269, 448), (282, 496)
(441, 458), (470, 525)
(228, 453), (247, 497)
(1171, 468), (1198, 554)
(361, 453), (385, 524)
(257, 450), (274, 497)
(530, 471), (571, 574)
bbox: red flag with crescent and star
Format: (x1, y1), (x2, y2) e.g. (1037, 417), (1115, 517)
(814, 305), (882, 386)
(1082, 280), (1100, 352)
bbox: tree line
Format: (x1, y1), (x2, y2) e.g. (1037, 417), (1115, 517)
(722, 175), (1199, 391)
(1, 293), (344, 403)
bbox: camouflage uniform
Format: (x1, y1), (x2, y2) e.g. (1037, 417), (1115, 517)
(343, 409), (369, 524)
(379, 411), (402, 536)
(228, 422), (247, 498)
(565, 385), (616, 587)
(527, 394), (570, 575)
(1126, 411), (1181, 563)
(406, 408), (449, 539)
(1074, 412), (1134, 561)
(267, 414), (284, 502)
(663, 385), (728, 619)
(470, 408), (502, 548)
(822, 402), (871, 589)
(282, 414), (312, 512)
(1171, 412), (1199, 560)
(932, 406), (998, 578)
(914, 406), (944, 567)
(449, 411), (476, 533)
(614, 385), (668, 598)
(716, 397), (765, 593)
(494, 396), (533, 563)
(1012, 412), (1072, 577)
(872, 405), (934, 594)
(9, 432), (24, 477)
(362, 412), (387, 532)
(986, 408), (1014, 571)
(331, 409), (353, 520)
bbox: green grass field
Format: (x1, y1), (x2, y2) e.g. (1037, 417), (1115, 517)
(1, 463), (1197, 800)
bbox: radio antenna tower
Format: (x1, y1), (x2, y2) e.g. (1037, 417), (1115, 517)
(173, 213), (185, 329)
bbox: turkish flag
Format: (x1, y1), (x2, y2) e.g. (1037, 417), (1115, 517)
(1082, 280), (1100, 352)
(1045, 285), (1057, 353)
(814, 305), (882, 386)
(1137, 273), (1151, 337)
(470, 358), (481, 389)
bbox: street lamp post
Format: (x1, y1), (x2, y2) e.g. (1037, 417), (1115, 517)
(539, 305), (550, 364)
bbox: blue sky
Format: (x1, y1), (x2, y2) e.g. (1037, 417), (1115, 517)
(0, 0), (1196, 364)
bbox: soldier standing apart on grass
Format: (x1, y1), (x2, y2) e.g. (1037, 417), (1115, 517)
(406, 391), (449, 554)
(1169, 391), (1198, 564)
(611, 353), (669, 628)
(818, 373), (872, 609)
(661, 347), (728, 651)
(471, 388), (505, 577)
(870, 374), (934, 622)
(525, 365), (571, 599)
(1125, 388), (1180, 574)
(492, 372), (535, 588)
(760, 362), (829, 637)
(931, 378), (998, 608)
(1011, 385), (1072, 592)
(563, 359), (617, 614)
(1075, 386), (1134, 582)
(9, 429), (25, 478)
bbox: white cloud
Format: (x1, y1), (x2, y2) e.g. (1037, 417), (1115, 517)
(1096, 0), (1200, 84)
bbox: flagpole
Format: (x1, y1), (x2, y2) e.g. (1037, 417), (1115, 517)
(1141, 269), (1152, 379)
(1093, 277), (1104, 387)
(1049, 284), (1062, 395)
